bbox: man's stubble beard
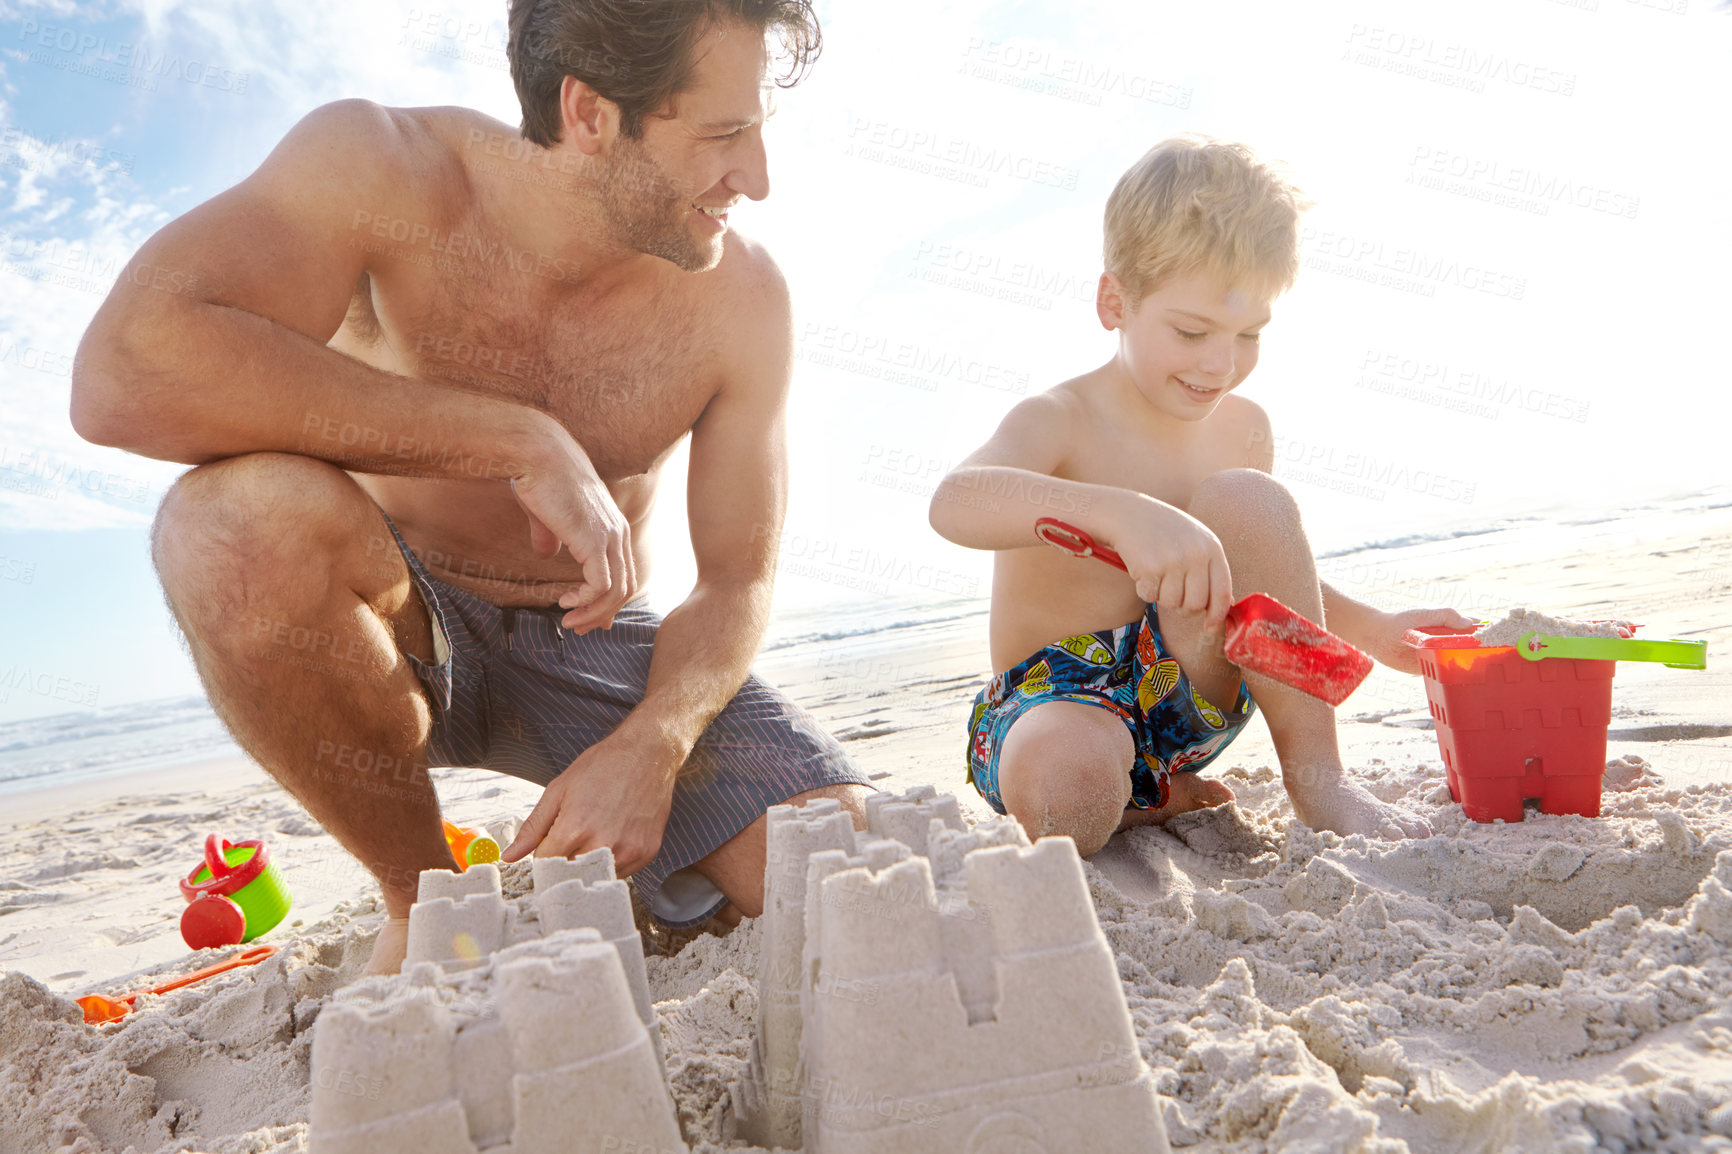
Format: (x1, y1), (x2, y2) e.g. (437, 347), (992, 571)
(595, 135), (720, 273)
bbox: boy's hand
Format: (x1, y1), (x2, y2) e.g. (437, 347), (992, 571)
(1364, 607), (1480, 674)
(1101, 494), (1234, 630)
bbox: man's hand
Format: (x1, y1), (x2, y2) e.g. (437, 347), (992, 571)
(1101, 492), (1235, 631)
(507, 427), (637, 633)
(1362, 607), (1481, 674)
(499, 727), (682, 875)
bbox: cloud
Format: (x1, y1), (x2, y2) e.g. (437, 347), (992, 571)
(0, 0), (524, 531)
(0, 0), (1726, 559)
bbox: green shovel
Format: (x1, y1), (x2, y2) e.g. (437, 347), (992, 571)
(1514, 633), (1708, 670)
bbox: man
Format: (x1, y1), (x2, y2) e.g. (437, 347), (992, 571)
(70, 0), (871, 973)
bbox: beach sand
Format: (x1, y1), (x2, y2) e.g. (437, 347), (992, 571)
(3, 492), (1730, 1153)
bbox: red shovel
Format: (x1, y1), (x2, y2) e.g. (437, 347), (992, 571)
(1034, 517), (1372, 706)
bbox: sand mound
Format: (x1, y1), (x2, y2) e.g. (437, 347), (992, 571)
(1095, 760), (1732, 1153)
(0, 905), (380, 1154)
(4, 759), (1730, 1154)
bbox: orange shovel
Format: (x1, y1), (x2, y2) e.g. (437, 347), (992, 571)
(1034, 517), (1372, 706)
(76, 944), (277, 1025)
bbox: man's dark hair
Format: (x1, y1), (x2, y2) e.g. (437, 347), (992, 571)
(508, 0), (821, 146)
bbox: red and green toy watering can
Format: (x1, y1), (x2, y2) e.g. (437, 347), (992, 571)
(179, 834), (293, 950)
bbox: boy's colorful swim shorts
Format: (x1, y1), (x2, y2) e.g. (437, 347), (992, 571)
(966, 605), (1257, 813)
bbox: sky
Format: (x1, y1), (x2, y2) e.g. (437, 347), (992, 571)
(0, 0), (1728, 723)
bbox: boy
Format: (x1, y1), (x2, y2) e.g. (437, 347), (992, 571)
(929, 137), (1473, 854)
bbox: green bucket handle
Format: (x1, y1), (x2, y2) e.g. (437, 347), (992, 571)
(1515, 632), (1708, 670)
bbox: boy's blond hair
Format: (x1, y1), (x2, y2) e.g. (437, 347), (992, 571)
(1103, 135), (1307, 306)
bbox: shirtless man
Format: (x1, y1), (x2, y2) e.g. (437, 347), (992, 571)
(70, 0), (870, 972)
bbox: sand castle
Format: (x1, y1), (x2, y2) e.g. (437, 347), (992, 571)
(734, 785), (1169, 1153)
(308, 850), (686, 1154)
(309, 792), (1166, 1153)
(401, 850), (657, 1049)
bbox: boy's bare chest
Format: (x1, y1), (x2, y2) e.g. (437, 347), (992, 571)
(1062, 427), (1231, 511)
(339, 264), (721, 480)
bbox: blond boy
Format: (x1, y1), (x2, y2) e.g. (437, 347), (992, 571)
(930, 137), (1473, 853)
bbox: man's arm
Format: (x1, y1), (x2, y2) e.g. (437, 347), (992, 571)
(70, 100), (632, 625)
(502, 243), (793, 870)
(75, 100), (538, 470)
(623, 256), (791, 762)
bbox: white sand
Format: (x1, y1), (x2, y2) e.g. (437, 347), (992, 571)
(1476, 608), (1631, 649)
(3, 493), (1730, 1153)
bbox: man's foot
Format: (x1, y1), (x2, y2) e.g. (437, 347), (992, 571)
(1287, 769), (1431, 839)
(1117, 773), (1236, 832)
(363, 916), (411, 976)
(646, 910), (740, 958)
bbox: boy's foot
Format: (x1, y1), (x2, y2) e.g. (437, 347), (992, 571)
(1287, 769), (1431, 839)
(362, 915), (411, 976)
(1117, 773), (1236, 832)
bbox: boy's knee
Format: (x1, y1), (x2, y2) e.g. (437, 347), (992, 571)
(998, 714), (1131, 852)
(1188, 468), (1301, 534)
(1001, 778), (1122, 856)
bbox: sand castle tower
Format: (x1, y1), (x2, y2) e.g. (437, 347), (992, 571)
(738, 796), (911, 1147)
(309, 929), (684, 1154)
(310, 848), (684, 1153)
(401, 849), (657, 1049)
(734, 787), (1167, 1153)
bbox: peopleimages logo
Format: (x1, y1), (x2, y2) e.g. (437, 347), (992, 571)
(0, 666), (101, 708)
(18, 20), (250, 93)
(845, 118), (1080, 191)
(1250, 431), (1478, 505)
(348, 211), (580, 283)
(958, 38), (1193, 110)
(1355, 347), (1591, 424)
(1408, 147), (1640, 221)
(0, 337), (76, 378)
(1300, 226), (1526, 302)
(798, 323), (1030, 396)
(1342, 24), (1576, 97)
(0, 128), (135, 175)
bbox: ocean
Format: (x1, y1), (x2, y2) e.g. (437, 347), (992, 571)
(6, 483), (1725, 799)
(0, 594), (986, 797)
(0, 693), (241, 795)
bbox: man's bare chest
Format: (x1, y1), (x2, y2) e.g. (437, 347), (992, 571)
(339, 267), (721, 480)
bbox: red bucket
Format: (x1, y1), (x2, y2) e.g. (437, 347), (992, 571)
(1407, 629), (1619, 822)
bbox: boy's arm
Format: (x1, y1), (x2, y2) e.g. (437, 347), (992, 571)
(1247, 411), (1474, 672)
(1322, 584), (1478, 675)
(927, 395), (1113, 548)
(930, 394), (1233, 628)
(1320, 584), (1389, 651)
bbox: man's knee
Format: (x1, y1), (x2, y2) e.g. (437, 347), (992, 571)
(786, 782), (872, 829)
(153, 452), (391, 617)
(1188, 468), (1301, 538)
(155, 453), (363, 561)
